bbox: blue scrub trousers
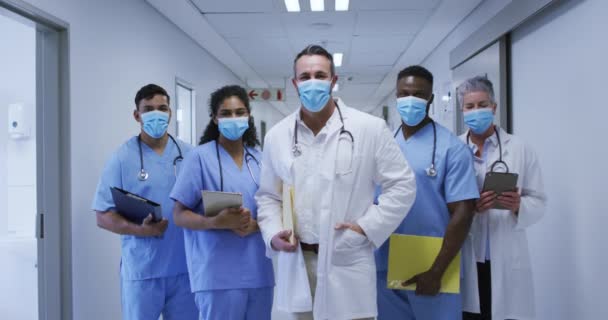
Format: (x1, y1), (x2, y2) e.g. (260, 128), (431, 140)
(194, 287), (273, 320)
(377, 271), (462, 320)
(120, 273), (198, 320)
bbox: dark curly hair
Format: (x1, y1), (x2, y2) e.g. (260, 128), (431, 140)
(199, 85), (259, 147)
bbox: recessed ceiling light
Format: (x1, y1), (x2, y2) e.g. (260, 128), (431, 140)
(310, 0), (324, 12)
(284, 0), (300, 12)
(335, 0), (349, 11)
(309, 22), (332, 30)
(333, 53), (343, 67)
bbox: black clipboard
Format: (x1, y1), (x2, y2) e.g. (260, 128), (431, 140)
(110, 187), (162, 224)
(482, 172), (518, 210)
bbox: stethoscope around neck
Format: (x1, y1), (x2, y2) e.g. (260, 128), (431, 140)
(467, 126), (509, 173)
(292, 103), (354, 158)
(215, 140), (260, 191)
(137, 134), (183, 181)
(394, 120), (438, 177)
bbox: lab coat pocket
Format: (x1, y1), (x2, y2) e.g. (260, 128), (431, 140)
(332, 228), (371, 266)
(509, 230), (531, 269)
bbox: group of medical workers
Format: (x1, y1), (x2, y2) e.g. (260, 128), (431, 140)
(92, 44), (546, 320)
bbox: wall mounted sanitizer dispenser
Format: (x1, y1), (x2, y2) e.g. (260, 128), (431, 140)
(8, 103), (31, 140)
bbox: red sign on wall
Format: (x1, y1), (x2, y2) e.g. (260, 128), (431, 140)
(247, 88), (284, 101)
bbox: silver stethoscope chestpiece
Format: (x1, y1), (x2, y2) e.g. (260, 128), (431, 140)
(292, 144), (302, 157)
(426, 165), (437, 177)
(138, 169), (149, 181)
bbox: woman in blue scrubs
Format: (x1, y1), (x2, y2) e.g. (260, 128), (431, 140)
(170, 85), (274, 320)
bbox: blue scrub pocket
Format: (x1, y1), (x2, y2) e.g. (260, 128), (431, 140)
(121, 236), (154, 279)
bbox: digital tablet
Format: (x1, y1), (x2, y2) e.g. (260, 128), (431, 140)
(482, 172), (519, 210)
(201, 191), (243, 217)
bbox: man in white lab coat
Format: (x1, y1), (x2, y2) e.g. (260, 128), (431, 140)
(256, 45), (417, 320)
(458, 76), (546, 320)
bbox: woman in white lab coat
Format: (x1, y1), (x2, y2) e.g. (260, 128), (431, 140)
(458, 76), (547, 320)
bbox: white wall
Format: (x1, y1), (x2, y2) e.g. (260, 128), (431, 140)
(0, 11), (38, 320)
(253, 101), (289, 147)
(372, 0), (512, 131)
(511, 0), (608, 319)
(0, 12), (37, 238)
(17, 0), (243, 318)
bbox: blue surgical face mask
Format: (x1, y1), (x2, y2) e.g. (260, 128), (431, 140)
(464, 108), (494, 134)
(141, 110), (169, 139)
(396, 96), (428, 126)
(218, 117), (250, 141)
(297, 79), (332, 113)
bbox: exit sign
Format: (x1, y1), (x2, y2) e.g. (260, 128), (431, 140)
(247, 88), (284, 101)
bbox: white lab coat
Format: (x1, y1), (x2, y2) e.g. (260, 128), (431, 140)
(256, 102), (416, 320)
(460, 127), (546, 320)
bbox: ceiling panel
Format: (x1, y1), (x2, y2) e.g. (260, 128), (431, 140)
(351, 0), (442, 11)
(351, 35), (414, 53)
(281, 12), (356, 38)
(348, 35), (414, 67)
(349, 50), (401, 67)
(206, 13), (286, 38)
(343, 64), (394, 75)
(337, 73), (385, 84)
(288, 36), (350, 56)
(355, 10), (432, 36)
(226, 36), (294, 76)
(192, 0), (275, 13)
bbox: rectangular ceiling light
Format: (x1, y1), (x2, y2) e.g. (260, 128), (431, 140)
(310, 0), (325, 12)
(285, 0), (301, 12)
(335, 0), (349, 11)
(333, 53), (343, 67)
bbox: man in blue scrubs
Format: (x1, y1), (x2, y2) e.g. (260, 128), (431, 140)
(170, 85), (274, 320)
(92, 84), (197, 320)
(375, 66), (479, 320)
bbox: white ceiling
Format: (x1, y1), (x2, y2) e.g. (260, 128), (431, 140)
(147, 0), (483, 112)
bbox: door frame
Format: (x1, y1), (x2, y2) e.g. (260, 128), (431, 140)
(175, 77), (197, 145)
(0, 1), (71, 319)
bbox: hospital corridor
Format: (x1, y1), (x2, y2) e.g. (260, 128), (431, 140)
(0, 0), (606, 319)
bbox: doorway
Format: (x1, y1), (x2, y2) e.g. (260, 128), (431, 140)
(0, 1), (70, 319)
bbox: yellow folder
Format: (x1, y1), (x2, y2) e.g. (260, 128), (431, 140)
(281, 184), (297, 245)
(387, 234), (460, 294)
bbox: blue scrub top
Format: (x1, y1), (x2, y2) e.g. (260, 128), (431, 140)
(169, 141), (274, 292)
(92, 136), (193, 280)
(375, 122), (479, 272)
